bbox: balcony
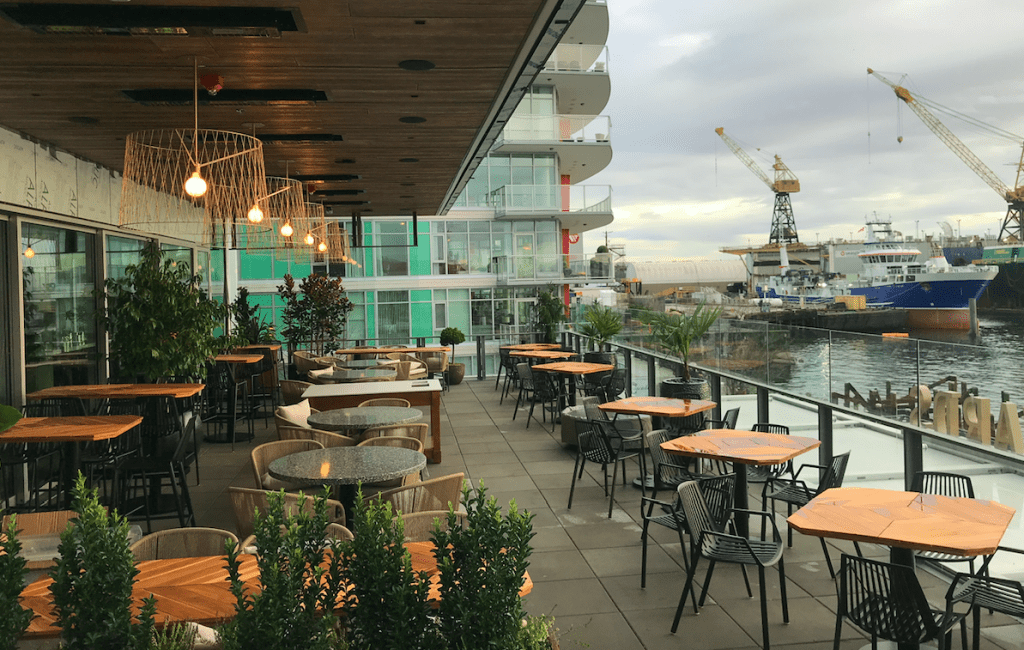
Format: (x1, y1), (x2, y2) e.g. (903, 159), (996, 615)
(538, 44), (611, 115)
(544, 44), (608, 73)
(488, 184), (613, 233)
(496, 114), (610, 145)
(493, 252), (614, 285)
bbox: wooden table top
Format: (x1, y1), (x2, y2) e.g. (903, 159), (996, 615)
(509, 350), (577, 360)
(214, 354), (263, 364)
(532, 362), (614, 375)
(660, 428), (820, 466)
(787, 486), (1016, 556)
(21, 554), (261, 637)
(335, 346), (447, 356)
(601, 396), (717, 418)
(237, 343), (282, 351)
(500, 343), (562, 350)
(0, 415), (143, 444)
(21, 542), (532, 638)
(27, 383), (205, 401)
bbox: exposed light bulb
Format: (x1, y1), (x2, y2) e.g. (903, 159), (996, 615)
(184, 170), (207, 197)
(247, 203), (264, 223)
(24, 246), (35, 259)
(304, 232), (315, 246)
(280, 222), (294, 237)
(318, 241), (328, 253)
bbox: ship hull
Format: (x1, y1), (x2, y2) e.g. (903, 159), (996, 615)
(850, 277), (993, 310)
(905, 309), (972, 330)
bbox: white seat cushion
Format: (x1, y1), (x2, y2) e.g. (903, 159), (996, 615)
(276, 399), (312, 428)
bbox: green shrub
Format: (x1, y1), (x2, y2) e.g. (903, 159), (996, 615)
(220, 488), (345, 650)
(0, 513), (33, 650)
(49, 474), (156, 650)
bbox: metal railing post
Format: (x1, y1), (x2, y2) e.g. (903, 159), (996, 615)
(476, 336), (485, 380)
(818, 404), (833, 465)
(624, 349), (633, 398)
(416, 337), (426, 347)
(648, 355), (658, 397)
(903, 427), (923, 491)
(710, 374), (722, 421)
(757, 386), (769, 424)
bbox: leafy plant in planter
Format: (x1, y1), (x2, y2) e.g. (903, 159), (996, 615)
(640, 301), (721, 383)
(532, 285), (566, 344)
(220, 488), (345, 650)
(0, 405), (21, 434)
(49, 474), (157, 650)
(433, 482), (538, 649)
(578, 302), (622, 367)
(277, 273), (353, 357)
(439, 327), (466, 385)
(231, 287), (276, 345)
(103, 241), (228, 381)
(1, 513), (33, 650)
(341, 493), (442, 650)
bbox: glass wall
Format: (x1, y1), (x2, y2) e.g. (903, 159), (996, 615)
(455, 154), (557, 208)
(0, 221), (9, 404)
(106, 234), (145, 280)
(22, 222), (98, 391)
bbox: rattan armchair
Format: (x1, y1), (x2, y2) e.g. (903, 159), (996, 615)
(130, 527), (238, 561)
(250, 439), (324, 491)
(228, 486), (347, 540)
(366, 472), (465, 515)
(400, 510), (468, 543)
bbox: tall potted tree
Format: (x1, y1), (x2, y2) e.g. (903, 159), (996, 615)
(102, 242), (227, 382)
(277, 273), (353, 361)
(578, 302), (622, 366)
(439, 326), (466, 385)
(532, 285), (566, 344)
(641, 301), (722, 402)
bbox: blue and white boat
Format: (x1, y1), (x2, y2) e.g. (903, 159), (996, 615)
(757, 217), (998, 329)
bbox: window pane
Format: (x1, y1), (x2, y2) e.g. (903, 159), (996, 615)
(106, 235), (144, 280)
(23, 223), (98, 391)
(377, 221), (409, 276)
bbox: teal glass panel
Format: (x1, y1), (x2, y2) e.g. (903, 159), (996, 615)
(240, 249), (274, 280)
(411, 289), (432, 302)
(210, 249), (225, 283)
(411, 302), (432, 337)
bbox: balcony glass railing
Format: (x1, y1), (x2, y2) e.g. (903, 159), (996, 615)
(493, 253), (614, 284)
(497, 114), (610, 145)
(544, 44), (608, 73)
(488, 184), (611, 217)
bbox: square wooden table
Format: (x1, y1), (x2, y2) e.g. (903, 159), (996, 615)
(1, 415), (144, 507)
(661, 428), (820, 536)
(509, 349), (577, 362)
(532, 361), (614, 412)
(500, 343), (563, 350)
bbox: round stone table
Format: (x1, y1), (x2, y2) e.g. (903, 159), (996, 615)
(320, 368), (397, 383)
(268, 446), (426, 519)
(307, 406), (422, 435)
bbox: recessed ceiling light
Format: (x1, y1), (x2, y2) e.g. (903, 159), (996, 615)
(68, 116), (99, 124)
(399, 158), (419, 163)
(399, 116), (426, 124)
(400, 183), (415, 187)
(399, 60), (435, 71)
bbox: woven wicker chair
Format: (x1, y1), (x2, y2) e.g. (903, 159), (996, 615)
(239, 522), (354, 553)
(400, 510), (468, 543)
(228, 486), (347, 540)
(274, 401), (319, 435)
(361, 423), (428, 448)
(367, 472), (465, 515)
(130, 527), (238, 561)
(278, 425), (357, 448)
(358, 398), (412, 408)
(357, 436), (424, 454)
(279, 380), (312, 406)
(250, 439), (324, 491)
(1, 510), (76, 537)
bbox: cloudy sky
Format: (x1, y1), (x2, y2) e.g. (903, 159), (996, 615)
(587, 0), (1024, 260)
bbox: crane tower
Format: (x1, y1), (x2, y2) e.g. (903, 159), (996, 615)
(715, 128), (800, 245)
(868, 68), (1024, 243)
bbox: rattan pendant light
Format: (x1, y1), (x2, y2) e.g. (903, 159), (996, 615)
(119, 60), (268, 248)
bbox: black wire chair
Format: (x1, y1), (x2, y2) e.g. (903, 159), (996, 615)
(836, 554), (968, 650)
(568, 418), (642, 518)
(946, 545), (1024, 650)
(911, 471), (981, 573)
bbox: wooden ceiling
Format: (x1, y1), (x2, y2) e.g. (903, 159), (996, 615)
(0, 0), (583, 220)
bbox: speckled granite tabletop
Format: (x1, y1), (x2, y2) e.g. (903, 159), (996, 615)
(306, 406), (422, 432)
(268, 446), (426, 486)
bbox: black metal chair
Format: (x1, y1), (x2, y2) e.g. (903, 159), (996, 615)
(761, 451), (852, 579)
(911, 471), (981, 573)
(115, 416), (198, 533)
(703, 406), (740, 431)
(600, 367), (627, 403)
(836, 554), (968, 650)
(672, 478), (788, 650)
(745, 423), (793, 485)
(568, 418), (642, 518)
(2, 399), (80, 511)
(946, 545), (1024, 650)
(81, 397), (143, 506)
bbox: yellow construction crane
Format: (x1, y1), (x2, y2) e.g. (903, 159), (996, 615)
(868, 68), (1024, 243)
(715, 127), (801, 245)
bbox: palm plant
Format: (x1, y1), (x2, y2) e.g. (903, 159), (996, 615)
(641, 301), (721, 381)
(578, 303), (622, 350)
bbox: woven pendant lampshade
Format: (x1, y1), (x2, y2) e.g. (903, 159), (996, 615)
(326, 220), (352, 264)
(119, 128), (268, 248)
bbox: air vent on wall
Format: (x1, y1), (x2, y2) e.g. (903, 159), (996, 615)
(258, 134), (343, 144)
(123, 89), (327, 106)
(0, 4), (300, 36)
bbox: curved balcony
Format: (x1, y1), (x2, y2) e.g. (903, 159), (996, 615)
(494, 114), (612, 182)
(494, 252), (614, 285)
(540, 44), (610, 115)
(488, 184), (613, 233)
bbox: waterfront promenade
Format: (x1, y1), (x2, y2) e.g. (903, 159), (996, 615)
(164, 379), (1024, 650)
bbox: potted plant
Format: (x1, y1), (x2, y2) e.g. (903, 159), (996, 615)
(641, 300), (722, 401)
(277, 273), (353, 364)
(220, 488), (345, 650)
(231, 287), (276, 345)
(533, 285), (566, 344)
(578, 302), (622, 366)
(0, 405), (21, 434)
(102, 241), (228, 382)
(439, 326), (466, 385)
(49, 474), (157, 650)
(1, 512), (33, 650)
